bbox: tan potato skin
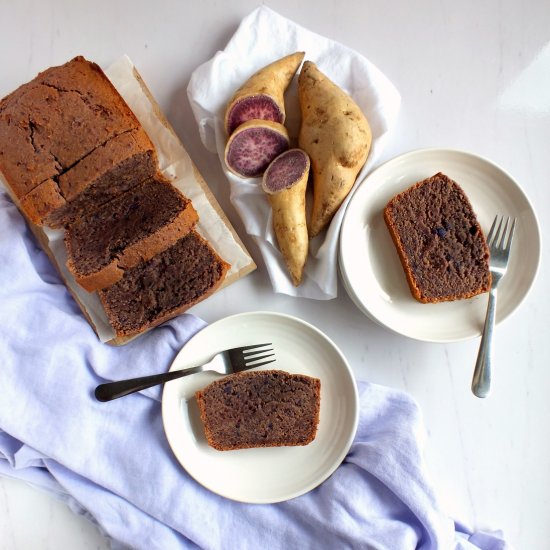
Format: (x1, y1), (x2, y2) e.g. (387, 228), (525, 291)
(298, 61), (372, 238)
(262, 151), (310, 286)
(224, 52), (305, 134)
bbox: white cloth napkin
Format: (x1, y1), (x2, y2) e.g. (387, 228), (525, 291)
(0, 189), (511, 549)
(188, 6), (401, 299)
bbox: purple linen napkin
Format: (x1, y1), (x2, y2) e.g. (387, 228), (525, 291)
(0, 190), (511, 549)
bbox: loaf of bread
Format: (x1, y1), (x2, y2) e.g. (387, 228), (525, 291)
(65, 174), (198, 292)
(384, 172), (491, 303)
(98, 230), (230, 338)
(0, 56), (157, 228)
(1, 55), (234, 341)
(195, 370), (321, 451)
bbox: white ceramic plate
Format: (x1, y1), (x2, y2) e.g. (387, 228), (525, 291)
(162, 311), (359, 503)
(339, 148), (541, 343)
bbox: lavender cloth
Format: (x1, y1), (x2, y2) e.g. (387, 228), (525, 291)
(0, 191), (511, 549)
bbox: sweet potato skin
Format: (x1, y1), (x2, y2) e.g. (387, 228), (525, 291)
(298, 61), (372, 237)
(225, 52), (305, 134)
(262, 149), (310, 286)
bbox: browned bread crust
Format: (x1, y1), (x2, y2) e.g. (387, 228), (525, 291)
(195, 370), (321, 451)
(0, 56), (156, 227)
(384, 172), (491, 303)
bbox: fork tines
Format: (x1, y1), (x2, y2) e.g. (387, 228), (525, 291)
(487, 215), (516, 250)
(241, 343), (275, 368)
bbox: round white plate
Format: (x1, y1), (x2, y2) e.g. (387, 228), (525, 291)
(339, 148), (541, 343)
(162, 311), (359, 503)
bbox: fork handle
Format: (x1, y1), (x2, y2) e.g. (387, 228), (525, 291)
(472, 287), (498, 398)
(94, 365), (205, 402)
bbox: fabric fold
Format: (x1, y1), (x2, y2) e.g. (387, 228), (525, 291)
(0, 192), (510, 547)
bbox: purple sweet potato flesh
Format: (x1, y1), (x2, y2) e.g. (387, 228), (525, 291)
(227, 95), (283, 134)
(226, 127), (289, 178)
(264, 150), (308, 192)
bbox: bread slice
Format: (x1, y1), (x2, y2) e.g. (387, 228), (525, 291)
(384, 172), (491, 303)
(19, 128), (157, 227)
(98, 230), (230, 338)
(195, 370), (321, 451)
(0, 56), (157, 227)
(65, 174), (198, 292)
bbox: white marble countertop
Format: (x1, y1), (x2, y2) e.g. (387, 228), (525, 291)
(1, 1), (548, 548)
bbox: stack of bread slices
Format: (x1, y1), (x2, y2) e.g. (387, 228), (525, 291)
(0, 56), (229, 339)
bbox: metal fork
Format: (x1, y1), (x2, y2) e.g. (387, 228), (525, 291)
(94, 343), (275, 402)
(471, 215), (516, 398)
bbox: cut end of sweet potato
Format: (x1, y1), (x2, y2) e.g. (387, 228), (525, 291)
(262, 149), (310, 194)
(224, 120), (289, 179)
(225, 94), (283, 135)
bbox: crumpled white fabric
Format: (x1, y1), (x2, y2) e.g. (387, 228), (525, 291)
(188, 6), (401, 299)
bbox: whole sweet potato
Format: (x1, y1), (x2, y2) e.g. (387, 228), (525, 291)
(298, 61), (372, 237)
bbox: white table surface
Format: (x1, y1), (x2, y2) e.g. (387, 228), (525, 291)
(1, 1), (548, 548)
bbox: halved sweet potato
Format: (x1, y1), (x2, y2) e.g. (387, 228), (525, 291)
(225, 52), (305, 135)
(224, 119), (289, 178)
